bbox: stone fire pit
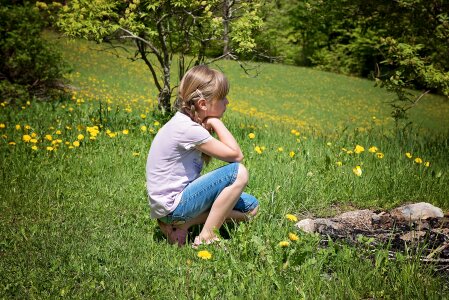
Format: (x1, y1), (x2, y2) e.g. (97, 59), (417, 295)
(295, 202), (449, 274)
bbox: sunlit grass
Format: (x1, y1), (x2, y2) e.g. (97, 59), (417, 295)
(1, 34), (448, 298)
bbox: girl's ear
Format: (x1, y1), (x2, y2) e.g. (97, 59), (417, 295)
(197, 98), (208, 111)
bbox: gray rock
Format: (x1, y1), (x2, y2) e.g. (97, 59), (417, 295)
(390, 202), (444, 221)
(295, 219), (316, 233)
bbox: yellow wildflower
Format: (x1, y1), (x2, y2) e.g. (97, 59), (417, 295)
(376, 152), (384, 159)
(279, 241), (290, 247)
(336, 161), (343, 166)
(56, 130), (62, 135)
(15, 124), (21, 130)
(25, 125), (31, 130)
(31, 146), (38, 151)
(288, 232), (299, 241)
(405, 152), (412, 159)
(122, 129), (129, 135)
(30, 139), (38, 144)
(197, 250), (212, 260)
(347, 150), (353, 154)
(45, 134), (53, 141)
(125, 107), (132, 113)
(326, 142), (332, 146)
(9, 141), (16, 145)
(77, 134), (84, 140)
(277, 147), (284, 152)
(289, 151), (295, 158)
(352, 166), (362, 176)
(31, 132), (37, 138)
(354, 145), (365, 154)
(368, 146), (378, 153)
(248, 133), (255, 139)
(254, 146), (262, 154)
(285, 214), (298, 222)
(132, 152), (140, 157)
(22, 135), (32, 142)
(140, 114), (146, 119)
(424, 161), (430, 167)
(140, 125), (147, 132)
(108, 132), (116, 138)
(414, 157), (423, 164)
(0, 123), (5, 129)
(46, 146), (54, 151)
(73, 141), (80, 147)
(154, 121), (160, 126)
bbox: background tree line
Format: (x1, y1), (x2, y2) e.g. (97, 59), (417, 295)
(2, 0), (448, 118)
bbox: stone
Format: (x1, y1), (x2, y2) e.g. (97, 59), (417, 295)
(390, 202), (444, 221)
(295, 219), (316, 233)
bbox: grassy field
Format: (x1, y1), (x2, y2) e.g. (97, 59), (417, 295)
(1, 35), (448, 299)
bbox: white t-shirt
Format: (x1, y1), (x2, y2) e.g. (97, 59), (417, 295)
(146, 112), (212, 218)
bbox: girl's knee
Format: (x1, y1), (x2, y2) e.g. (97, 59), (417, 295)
(235, 163), (249, 187)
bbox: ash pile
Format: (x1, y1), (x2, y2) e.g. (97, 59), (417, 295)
(296, 202), (449, 274)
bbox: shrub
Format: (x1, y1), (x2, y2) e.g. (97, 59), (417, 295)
(0, 3), (69, 103)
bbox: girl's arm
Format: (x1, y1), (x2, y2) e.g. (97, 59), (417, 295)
(196, 117), (243, 162)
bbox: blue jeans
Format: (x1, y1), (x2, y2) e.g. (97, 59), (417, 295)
(160, 163), (259, 224)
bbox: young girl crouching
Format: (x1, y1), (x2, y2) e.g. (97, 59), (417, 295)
(146, 65), (259, 247)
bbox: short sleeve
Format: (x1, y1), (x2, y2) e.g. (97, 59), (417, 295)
(179, 123), (212, 150)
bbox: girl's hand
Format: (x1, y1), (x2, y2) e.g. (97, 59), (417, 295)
(202, 117), (221, 133)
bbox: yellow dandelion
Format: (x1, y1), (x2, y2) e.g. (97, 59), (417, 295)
(154, 121), (160, 126)
(0, 123), (5, 129)
(30, 139), (38, 144)
(277, 147), (284, 152)
(248, 132), (255, 139)
(140, 114), (146, 119)
(122, 129), (129, 135)
(347, 150), (353, 155)
(31, 145), (38, 151)
(65, 141), (70, 145)
(46, 146), (54, 151)
(336, 161), (343, 166)
(56, 130), (62, 135)
(77, 134), (84, 140)
(73, 141), (80, 147)
(45, 134), (53, 141)
(279, 241), (290, 247)
(9, 141), (16, 145)
(22, 135), (32, 142)
(15, 124), (21, 130)
(197, 250), (212, 260)
(24, 125), (31, 130)
(376, 152), (384, 159)
(290, 129), (297, 135)
(369, 146), (378, 153)
(414, 157), (423, 164)
(31, 132), (37, 138)
(289, 151), (295, 158)
(288, 232), (299, 241)
(285, 214), (298, 222)
(405, 152), (412, 159)
(140, 125), (147, 132)
(254, 146), (262, 154)
(354, 145), (365, 154)
(125, 107), (132, 113)
(132, 152), (140, 157)
(352, 166), (362, 176)
(326, 142), (332, 146)
(108, 132), (116, 138)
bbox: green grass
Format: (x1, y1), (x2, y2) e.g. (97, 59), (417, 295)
(1, 34), (448, 299)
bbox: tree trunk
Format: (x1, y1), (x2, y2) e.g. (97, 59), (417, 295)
(222, 0), (232, 58)
(157, 65), (171, 114)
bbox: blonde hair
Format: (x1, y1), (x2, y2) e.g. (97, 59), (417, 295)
(175, 65), (229, 123)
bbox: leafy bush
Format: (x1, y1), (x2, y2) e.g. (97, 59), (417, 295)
(0, 3), (69, 103)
